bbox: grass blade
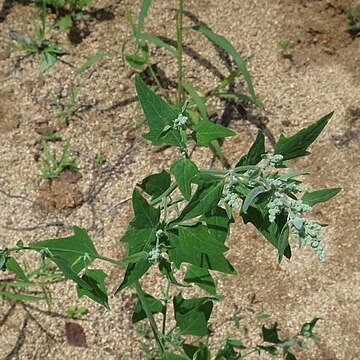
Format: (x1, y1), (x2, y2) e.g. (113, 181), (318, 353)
(75, 52), (118, 77)
(136, 0), (153, 38)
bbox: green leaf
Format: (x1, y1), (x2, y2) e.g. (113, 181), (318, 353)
(0, 290), (45, 302)
(182, 81), (208, 120)
(242, 186), (268, 214)
(262, 323), (283, 344)
(179, 224), (228, 254)
(241, 203), (291, 261)
(75, 52), (118, 77)
(135, 75), (182, 146)
(29, 227), (98, 273)
(115, 258), (151, 293)
(135, 0), (153, 38)
(210, 92), (263, 107)
(300, 318), (321, 338)
(5, 257), (28, 281)
(122, 227), (157, 255)
(301, 188), (341, 207)
(132, 292), (165, 323)
(236, 131), (265, 167)
(185, 265), (216, 295)
(285, 352), (297, 360)
(138, 170), (171, 200)
(169, 233), (236, 274)
(173, 294), (214, 336)
(76, 269), (109, 309)
(56, 15), (73, 31)
(274, 112), (334, 160)
(137, 33), (176, 55)
(171, 159), (198, 201)
(130, 188), (160, 229)
(201, 206), (233, 243)
(159, 258), (189, 287)
(171, 181), (224, 225)
(192, 25), (258, 102)
(194, 120), (235, 147)
(183, 343), (211, 360)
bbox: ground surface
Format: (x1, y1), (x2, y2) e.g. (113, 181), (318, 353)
(0, 0), (359, 359)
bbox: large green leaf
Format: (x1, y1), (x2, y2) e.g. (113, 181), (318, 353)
(173, 295), (214, 336)
(122, 227), (157, 255)
(192, 25), (257, 102)
(169, 233), (235, 274)
(201, 206), (233, 243)
(185, 265), (216, 295)
(115, 258), (151, 293)
(193, 120), (235, 146)
(183, 344), (211, 360)
(135, 75), (182, 146)
(301, 188), (341, 207)
(262, 323), (283, 344)
(170, 181), (224, 225)
(274, 112), (333, 160)
(29, 227), (98, 273)
(132, 292), (165, 323)
(0, 290), (46, 302)
(170, 159), (199, 200)
(236, 130), (265, 167)
(242, 186), (268, 214)
(77, 269), (109, 309)
(179, 224), (228, 254)
(138, 170), (171, 200)
(130, 188), (160, 229)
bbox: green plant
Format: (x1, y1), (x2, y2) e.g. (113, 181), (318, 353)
(65, 304), (88, 319)
(95, 154), (106, 165)
(42, 130), (61, 142)
(33, 0), (94, 31)
(347, 4), (360, 37)
(12, 0), (67, 72)
(1, 1), (341, 359)
(51, 85), (80, 125)
(279, 39), (293, 59)
(40, 138), (79, 179)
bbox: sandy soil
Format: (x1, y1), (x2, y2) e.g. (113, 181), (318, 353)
(0, 0), (359, 359)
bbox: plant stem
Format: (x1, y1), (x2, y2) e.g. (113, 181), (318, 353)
(150, 183), (177, 206)
(162, 280), (171, 334)
(134, 280), (165, 355)
(176, 0), (184, 105)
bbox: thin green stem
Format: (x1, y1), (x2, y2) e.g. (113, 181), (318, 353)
(134, 280), (165, 355)
(97, 255), (124, 267)
(176, 0), (184, 105)
(162, 280), (171, 335)
(150, 182), (177, 206)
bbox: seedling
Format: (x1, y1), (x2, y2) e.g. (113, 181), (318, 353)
(40, 138), (79, 179)
(65, 304), (88, 319)
(279, 39), (293, 59)
(12, 0), (68, 72)
(33, 0), (94, 31)
(347, 4), (360, 37)
(42, 130), (61, 142)
(95, 154), (106, 165)
(51, 85), (80, 125)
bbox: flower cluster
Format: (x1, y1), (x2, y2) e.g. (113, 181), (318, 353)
(173, 113), (188, 130)
(260, 153), (284, 169)
(223, 170), (240, 209)
(148, 230), (164, 263)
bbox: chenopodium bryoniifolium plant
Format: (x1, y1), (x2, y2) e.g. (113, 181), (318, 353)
(0, 75), (341, 359)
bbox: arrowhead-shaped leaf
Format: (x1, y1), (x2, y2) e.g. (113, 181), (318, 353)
(274, 112), (333, 160)
(138, 170), (171, 200)
(135, 75), (182, 146)
(262, 322), (283, 344)
(185, 265), (216, 295)
(170, 159), (199, 200)
(236, 130), (265, 167)
(194, 120), (235, 146)
(301, 188), (341, 207)
(132, 292), (165, 323)
(77, 269), (109, 309)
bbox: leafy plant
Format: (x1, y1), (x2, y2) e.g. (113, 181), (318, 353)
(12, 0), (67, 72)
(65, 304), (88, 319)
(347, 4), (360, 37)
(95, 154), (106, 165)
(51, 85), (80, 125)
(33, 0), (94, 31)
(279, 39), (293, 59)
(40, 138), (79, 179)
(1, 1), (341, 359)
